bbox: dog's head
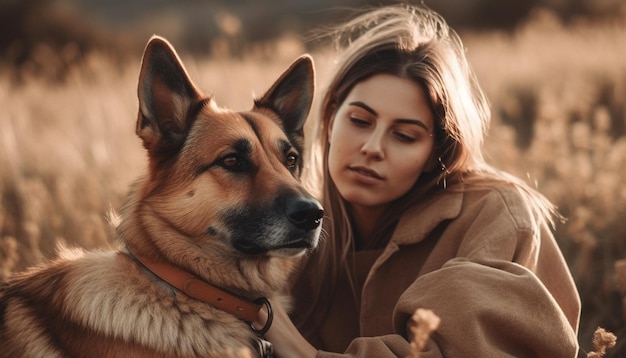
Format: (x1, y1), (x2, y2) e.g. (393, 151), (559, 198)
(128, 36), (322, 265)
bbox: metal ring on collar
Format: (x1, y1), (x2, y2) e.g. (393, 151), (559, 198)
(251, 297), (273, 336)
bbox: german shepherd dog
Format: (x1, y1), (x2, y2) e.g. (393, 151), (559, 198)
(0, 36), (322, 357)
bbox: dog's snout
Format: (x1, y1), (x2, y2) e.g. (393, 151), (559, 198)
(287, 197), (324, 231)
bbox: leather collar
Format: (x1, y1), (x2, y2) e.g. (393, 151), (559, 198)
(126, 247), (273, 334)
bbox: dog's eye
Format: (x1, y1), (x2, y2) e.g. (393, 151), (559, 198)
(220, 154), (247, 172)
(286, 153), (298, 170)
(223, 156), (238, 167)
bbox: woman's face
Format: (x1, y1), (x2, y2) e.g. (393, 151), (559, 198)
(328, 73), (436, 211)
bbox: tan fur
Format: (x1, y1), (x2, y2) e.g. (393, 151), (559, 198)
(0, 36), (320, 358)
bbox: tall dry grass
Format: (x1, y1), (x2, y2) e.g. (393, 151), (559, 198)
(0, 11), (624, 356)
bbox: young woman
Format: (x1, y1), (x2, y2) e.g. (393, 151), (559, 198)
(256, 4), (581, 357)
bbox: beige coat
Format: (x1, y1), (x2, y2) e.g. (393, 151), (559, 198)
(294, 184), (581, 357)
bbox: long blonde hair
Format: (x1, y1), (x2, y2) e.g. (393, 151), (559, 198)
(294, 3), (558, 334)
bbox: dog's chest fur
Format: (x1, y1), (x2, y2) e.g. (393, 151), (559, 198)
(1, 249), (256, 358)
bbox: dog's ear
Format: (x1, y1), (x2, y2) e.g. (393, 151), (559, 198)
(136, 35), (203, 157)
(254, 55), (315, 148)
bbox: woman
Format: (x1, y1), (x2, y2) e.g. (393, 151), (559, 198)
(256, 4), (581, 357)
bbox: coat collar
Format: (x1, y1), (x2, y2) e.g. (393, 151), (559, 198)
(361, 186), (465, 320)
(390, 188), (464, 246)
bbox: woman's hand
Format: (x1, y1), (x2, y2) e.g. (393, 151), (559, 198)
(254, 298), (318, 358)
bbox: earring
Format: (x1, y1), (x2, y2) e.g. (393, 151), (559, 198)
(438, 157), (448, 189)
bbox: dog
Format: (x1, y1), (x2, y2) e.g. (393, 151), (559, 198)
(0, 36), (322, 358)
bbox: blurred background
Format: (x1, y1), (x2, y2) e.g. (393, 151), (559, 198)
(1, 0), (625, 356)
(2, 0), (626, 74)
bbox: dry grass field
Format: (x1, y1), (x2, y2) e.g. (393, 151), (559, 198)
(1, 9), (625, 356)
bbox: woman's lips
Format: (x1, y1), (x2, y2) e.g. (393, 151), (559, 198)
(349, 166), (383, 180)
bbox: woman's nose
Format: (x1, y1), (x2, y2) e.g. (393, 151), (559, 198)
(360, 131), (384, 159)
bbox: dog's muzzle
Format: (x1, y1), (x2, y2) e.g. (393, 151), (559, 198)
(229, 194), (323, 255)
(286, 196), (324, 232)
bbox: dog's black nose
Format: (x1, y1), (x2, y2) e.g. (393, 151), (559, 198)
(287, 197), (324, 231)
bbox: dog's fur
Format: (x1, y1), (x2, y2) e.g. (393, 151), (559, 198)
(0, 36), (322, 357)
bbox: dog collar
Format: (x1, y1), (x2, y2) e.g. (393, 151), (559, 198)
(125, 248), (273, 335)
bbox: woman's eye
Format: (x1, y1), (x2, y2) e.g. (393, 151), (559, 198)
(393, 131), (417, 143)
(349, 116), (371, 128)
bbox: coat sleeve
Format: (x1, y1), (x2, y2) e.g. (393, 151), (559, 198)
(314, 257), (578, 358)
(394, 257), (579, 358)
(316, 335), (415, 357)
